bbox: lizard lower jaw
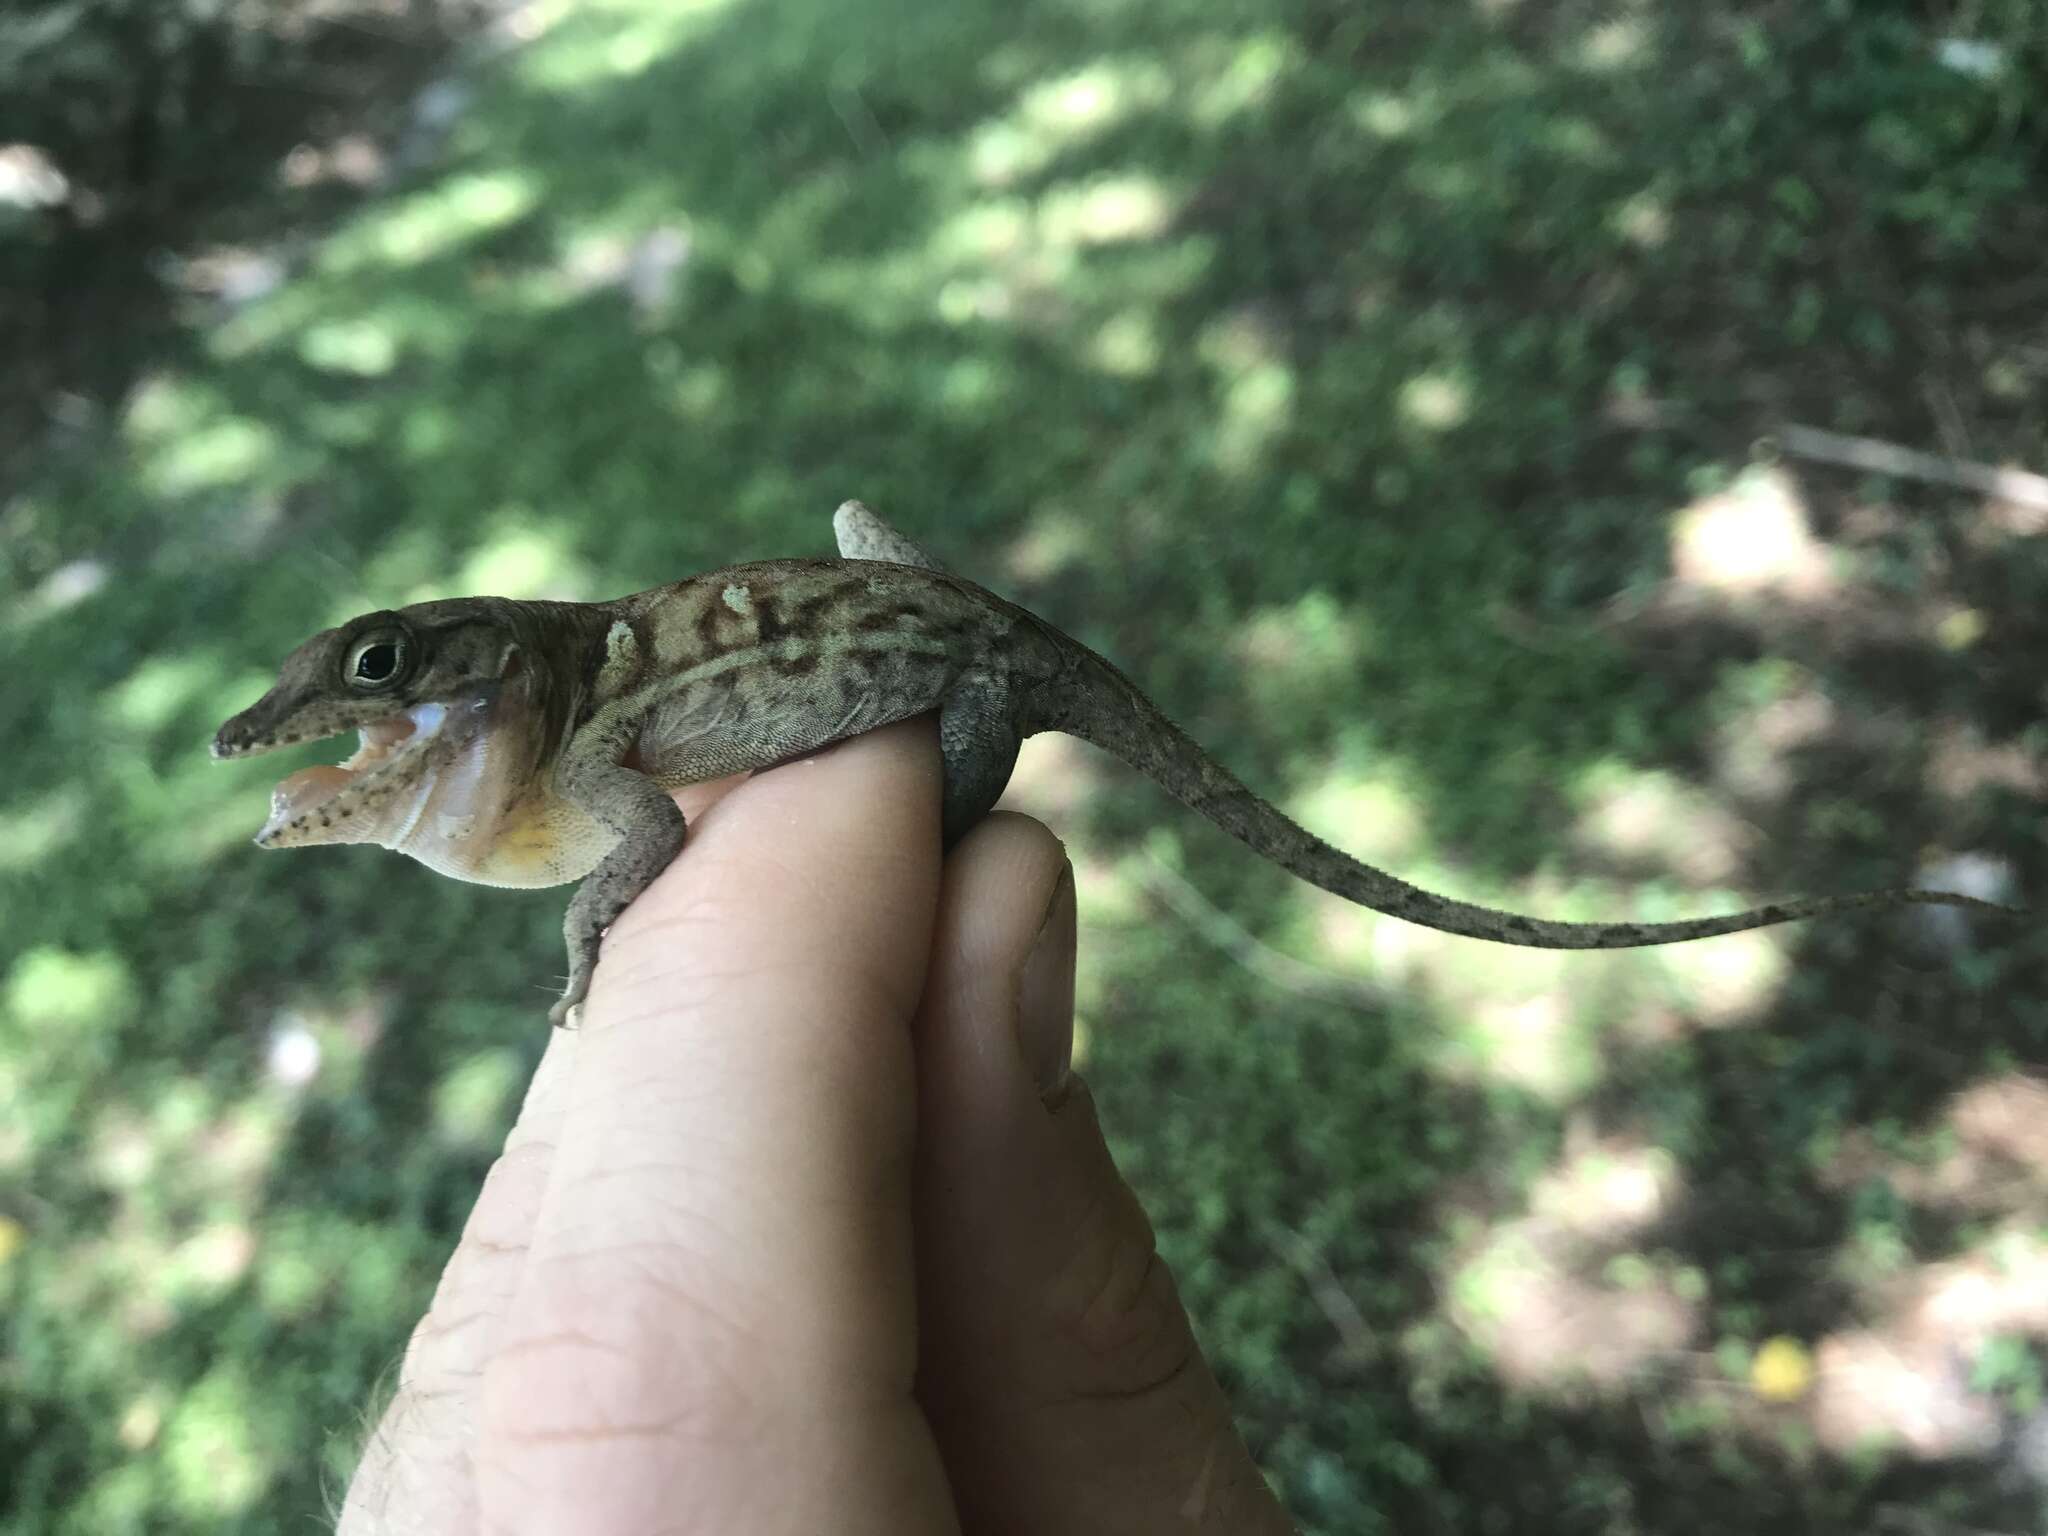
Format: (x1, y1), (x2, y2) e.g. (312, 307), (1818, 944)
(256, 703), (450, 843)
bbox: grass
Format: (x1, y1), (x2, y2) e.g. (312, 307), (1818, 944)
(3, 0), (2046, 1530)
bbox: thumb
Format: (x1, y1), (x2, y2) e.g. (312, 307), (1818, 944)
(913, 814), (1294, 1536)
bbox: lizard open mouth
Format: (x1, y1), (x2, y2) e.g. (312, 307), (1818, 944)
(255, 703), (452, 843)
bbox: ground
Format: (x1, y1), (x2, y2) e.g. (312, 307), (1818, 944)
(2, 0), (2046, 1531)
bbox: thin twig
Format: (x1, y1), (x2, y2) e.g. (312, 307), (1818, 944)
(1138, 852), (1385, 1010)
(1259, 1219), (1379, 1368)
(828, 82), (888, 158)
(1775, 423), (2048, 512)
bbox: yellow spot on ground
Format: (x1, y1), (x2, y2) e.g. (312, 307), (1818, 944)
(0, 1214), (24, 1266)
(1750, 1335), (1815, 1401)
(1936, 607), (1986, 650)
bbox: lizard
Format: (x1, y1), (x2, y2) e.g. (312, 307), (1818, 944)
(211, 500), (2025, 1027)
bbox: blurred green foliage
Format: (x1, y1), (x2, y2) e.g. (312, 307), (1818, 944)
(3, 0), (2046, 1530)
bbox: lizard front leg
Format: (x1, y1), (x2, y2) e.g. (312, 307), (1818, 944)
(551, 725), (686, 1027)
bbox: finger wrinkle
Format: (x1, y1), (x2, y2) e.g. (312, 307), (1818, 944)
(403, 1303), (495, 1383)
(601, 917), (927, 1032)
(509, 1241), (768, 1362)
(483, 1315), (775, 1455)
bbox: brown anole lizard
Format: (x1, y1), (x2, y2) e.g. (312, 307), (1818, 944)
(211, 501), (2024, 1026)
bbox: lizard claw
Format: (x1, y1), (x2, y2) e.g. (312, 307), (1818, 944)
(548, 976), (589, 1030)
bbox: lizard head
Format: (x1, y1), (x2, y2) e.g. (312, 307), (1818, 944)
(211, 598), (563, 862)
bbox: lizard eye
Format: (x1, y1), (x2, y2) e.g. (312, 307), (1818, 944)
(344, 629), (412, 692)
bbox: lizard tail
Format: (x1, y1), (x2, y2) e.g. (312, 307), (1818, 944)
(1042, 639), (2025, 949)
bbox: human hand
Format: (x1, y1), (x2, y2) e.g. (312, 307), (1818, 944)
(338, 717), (1295, 1535)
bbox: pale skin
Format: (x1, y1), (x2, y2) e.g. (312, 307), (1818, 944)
(337, 720), (1296, 1536)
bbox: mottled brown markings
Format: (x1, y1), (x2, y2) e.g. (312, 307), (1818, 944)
(777, 652), (821, 678)
(694, 599), (727, 652)
(752, 592), (788, 646)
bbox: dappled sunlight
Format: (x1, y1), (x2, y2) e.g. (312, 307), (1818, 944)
(1433, 1128), (1697, 1397)
(1396, 372), (1470, 432)
(1000, 729), (1103, 824)
(6, 946), (137, 1040)
(1669, 466), (1834, 604)
(1459, 990), (1588, 1100)
(1446, 1214), (1700, 1393)
(1927, 716), (2048, 802)
(1653, 927), (1786, 1027)
(1529, 1130), (1682, 1243)
(145, 753), (296, 873)
(161, 1370), (271, 1517)
(88, 1079), (292, 1207)
(1709, 669), (1837, 803)
(9, 557), (109, 628)
(1188, 32), (1300, 125)
(125, 373), (289, 502)
(0, 785), (87, 875)
(515, 0), (736, 92)
(139, 413), (285, 500)
(321, 169), (539, 274)
(1578, 18), (1654, 72)
(1040, 173), (1178, 246)
(1233, 592), (1374, 689)
(1088, 307), (1163, 376)
(1806, 1227), (2048, 1459)
(1822, 1073), (2048, 1215)
(455, 520), (594, 599)
(433, 1046), (529, 1149)
(296, 316), (402, 378)
(969, 58), (1173, 187)
(169, 1221), (260, 1298)
(1348, 89), (1432, 141)
(1000, 503), (1095, 583)
(1213, 361), (1294, 475)
(1293, 773), (1425, 875)
(1571, 761), (1748, 886)
(102, 656), (234, 736)
(264, 995), (389, 1097)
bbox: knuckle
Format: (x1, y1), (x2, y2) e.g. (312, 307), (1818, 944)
(1044, 1182), (1198, 1404)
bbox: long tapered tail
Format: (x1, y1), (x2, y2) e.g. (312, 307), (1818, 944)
(1041, 639), (2023, 948)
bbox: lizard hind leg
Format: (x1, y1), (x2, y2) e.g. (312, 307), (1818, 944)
(938, 679), (1021, 847)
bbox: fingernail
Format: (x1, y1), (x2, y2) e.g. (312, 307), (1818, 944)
(1017, 862), (1077, 1103)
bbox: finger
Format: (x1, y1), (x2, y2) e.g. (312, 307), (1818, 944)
(340, 772), (751, 1535)
(338, 1029), (573, 1536)
(913, 814), (1294, 1535)
(477, 719), (958, 1536)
